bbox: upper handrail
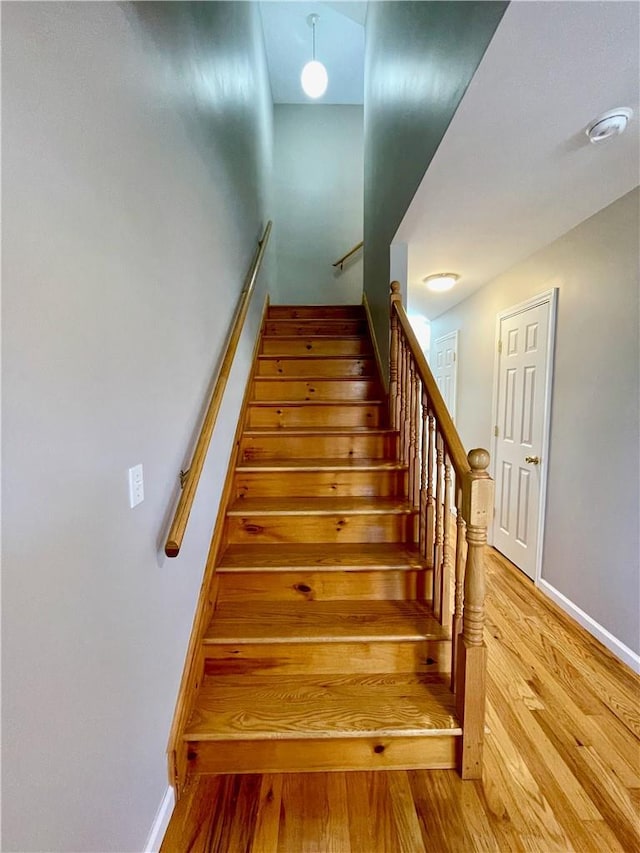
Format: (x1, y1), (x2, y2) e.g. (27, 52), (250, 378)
(390, 282), (470, 479)
(332, 240), (364, 270)
(164, 221), (272, 557)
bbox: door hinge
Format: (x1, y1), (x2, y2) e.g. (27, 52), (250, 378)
(498, 340), (503, 354)
(494, 425), (499, 437)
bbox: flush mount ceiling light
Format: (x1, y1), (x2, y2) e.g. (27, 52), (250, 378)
(301, 13), (328, 99)
(423, 273), (460, 293)
(586, 107), (633, 144)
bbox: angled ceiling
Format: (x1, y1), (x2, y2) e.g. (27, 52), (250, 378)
(396, 1), (640, 320)
(259, 1), (365, 104)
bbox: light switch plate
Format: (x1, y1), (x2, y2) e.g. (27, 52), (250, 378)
(128, 464), (144, 508)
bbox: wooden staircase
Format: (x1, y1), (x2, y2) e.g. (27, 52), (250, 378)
(178, 303), (465, 782)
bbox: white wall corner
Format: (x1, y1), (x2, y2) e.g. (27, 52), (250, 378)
(389, 243), (408, 304)
(538, 578), (640, 674)
(144, 787), (175, 853)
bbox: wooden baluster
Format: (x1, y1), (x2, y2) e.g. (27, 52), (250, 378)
(389, 282), (401, 430)
(451, 482), (466, 691)
(433, 430), (444, 620)
(408, 359), (418, 510)
(441, 451), (454, 628)
(426, 412), (436, 562)
(419, 389), (428, 558)
(411, 367), (421, 509)
(402, 340), (411, 468)
(456, 448), (493, 779)
(398, 336), (407, 462)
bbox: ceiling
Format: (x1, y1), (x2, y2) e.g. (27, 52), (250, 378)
(259, 1), (366, 104)
(396, 1), (640, 320)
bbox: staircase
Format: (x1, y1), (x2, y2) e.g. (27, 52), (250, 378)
(179, 303), (464, 780)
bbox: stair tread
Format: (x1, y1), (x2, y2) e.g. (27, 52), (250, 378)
(236, 457), (405, 472)
(184, 672), (461, 741)
(205, 599), (445, 643)
(244, 427), (396, 435)
(227, 497), (416, 516)
(254, 376), (378, 382)
(249, 400), (385, 406)
(258, 355), (373, 361)
(217, 543), (429, 572)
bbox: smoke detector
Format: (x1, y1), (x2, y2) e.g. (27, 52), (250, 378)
(586, 108), (633, 144)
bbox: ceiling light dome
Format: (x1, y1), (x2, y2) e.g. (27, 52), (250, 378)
(586, 108), (633, 144)
(423, 273), (460, 293)
(301, 60), (328, 99)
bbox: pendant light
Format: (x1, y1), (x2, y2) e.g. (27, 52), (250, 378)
(301, 13), (328, 99)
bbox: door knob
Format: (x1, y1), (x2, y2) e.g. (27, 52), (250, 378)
(525, 455), (540, 465)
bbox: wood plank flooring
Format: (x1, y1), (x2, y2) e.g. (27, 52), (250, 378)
(161, 549), (640, 852)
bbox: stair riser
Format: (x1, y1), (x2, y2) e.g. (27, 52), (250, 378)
(246, 403), (386, 429)
(240, 433), (398, 461)
(216, 569), (431, 603)
(268, 306), (364, 320)
(226, 513), (417, 545)
(264, 320), (367, 337)
(253, 378), (380, 401)
(257, 358), (376, 378)
(203, 639), (449, 676)
(261, 338), (372, 357)
(234, 469), (406, 499)
(185, 734), (458, 774)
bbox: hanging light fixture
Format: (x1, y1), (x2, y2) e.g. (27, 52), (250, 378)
(301, 13), (328, 99)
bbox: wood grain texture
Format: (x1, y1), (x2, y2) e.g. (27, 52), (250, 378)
(204, 600), (447, 643)
(261, 336), (372, 356)
(257, 356), (376, 377)
(217, 542), (430, 572)
(163, 550), (640, 852)
(185, 673), (460, 741)
(240, 429), (398, 461)
(252, 377), (381, 401)
(246, 401), (386, 429)
(268, 305), (364, 319)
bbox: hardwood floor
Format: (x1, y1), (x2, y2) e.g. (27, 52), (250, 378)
(161, 548), (640, 852)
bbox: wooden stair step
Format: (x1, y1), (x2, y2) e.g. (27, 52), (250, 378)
(240, 428), (398, 460)
(205, 600), (445, 643)
(236, 457), (405, 471)
(185, 672), (460, 741)
(227, 496), (416, 516)
(261, 336), (372, 356)
(256, 355), (376, 378)
(252, 377), (380, 401)
(267, 305), (364, 319)
(183, 673), (460, 773)
(217, 543), (429, 572)
(263, 319), (367, 337)
(246, 401), (387, 429)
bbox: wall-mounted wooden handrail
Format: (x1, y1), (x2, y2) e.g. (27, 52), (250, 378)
(164, 221), (272, 558)
(390, 283), (469, 479)
(332, 240), (363, 270)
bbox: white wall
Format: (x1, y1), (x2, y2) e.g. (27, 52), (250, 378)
(272, 105), (364, 305)
(431, 189), (640, 662)
(1, 3), (272, 850)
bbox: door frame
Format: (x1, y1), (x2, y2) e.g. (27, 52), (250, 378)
(432, 329), (459, 422)
(489, 288), (558, 584)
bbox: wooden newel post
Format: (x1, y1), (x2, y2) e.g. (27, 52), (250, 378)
(456, 447), (493, 779)
(389, 281), (401, 430)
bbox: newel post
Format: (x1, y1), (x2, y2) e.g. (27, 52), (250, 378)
(389, 282), (401, 430)
(456, 448), (493, 779)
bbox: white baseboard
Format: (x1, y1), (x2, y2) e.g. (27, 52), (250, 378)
(144, 786), (175, 853)
(538, 578), (640, 674)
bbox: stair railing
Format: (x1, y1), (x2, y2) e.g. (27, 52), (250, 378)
(332, 240), (363, 270)
(164, 221), (272, 558)
(389, 281), (493, 779)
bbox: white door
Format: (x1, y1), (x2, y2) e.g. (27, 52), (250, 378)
(432, 331), (458, 422)
(492, 296), (554, 580)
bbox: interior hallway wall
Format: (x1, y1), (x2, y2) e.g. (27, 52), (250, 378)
(272, 104), (364, 305)
(431, 189), (640, 660)
(363, 0), (507, 369)
(1, 3), (273, 850)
